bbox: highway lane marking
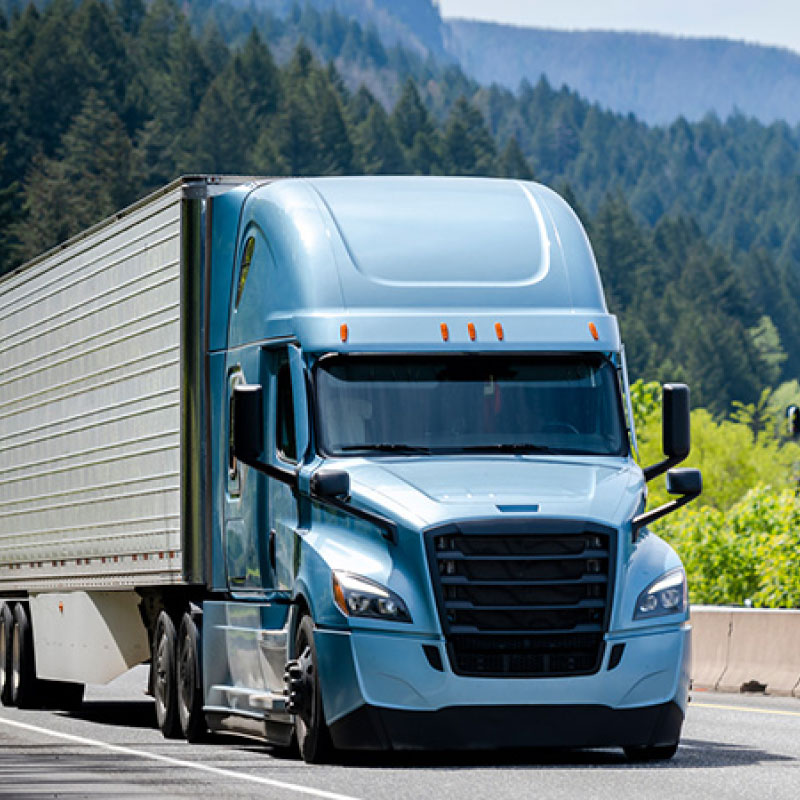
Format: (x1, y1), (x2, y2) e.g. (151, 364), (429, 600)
(692, 702), (800, 718)
(0, 715), (363, 800)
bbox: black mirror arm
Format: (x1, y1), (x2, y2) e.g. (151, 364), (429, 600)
(643, 454), (684, 482)
(310, 492), (398, 544)
(235, 450), (300, 490)
(631, 488), (700, 539)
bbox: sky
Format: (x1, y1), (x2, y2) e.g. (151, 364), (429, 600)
(436, 0), (800, 55)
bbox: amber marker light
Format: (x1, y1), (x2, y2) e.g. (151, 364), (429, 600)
(340, 324), (349, 343)
(495, 323), (504, 341)
(589, 322), (599, 341)
(440, 323), (449, 342)
(468, 322), (477, 341)
(333, 573), (348, 616)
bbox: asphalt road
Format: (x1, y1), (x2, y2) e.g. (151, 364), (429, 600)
(0, 667), (798, 800)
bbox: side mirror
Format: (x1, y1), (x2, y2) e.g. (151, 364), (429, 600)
(644, 383), (690, 482)
(787, 405), (800, 438)
(311, 470), (350, 500)
(662, 384), (690, 459)
(232, 383), (264, 468)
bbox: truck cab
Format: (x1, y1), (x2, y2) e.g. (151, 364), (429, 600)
(203, 176), (700, 760)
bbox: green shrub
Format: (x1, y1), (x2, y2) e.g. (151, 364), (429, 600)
(630, 380), (800, 607)
(656, 486), (800, 607)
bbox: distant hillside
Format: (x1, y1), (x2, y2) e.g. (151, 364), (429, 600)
(4, 0), (800, 123)
(445, 21), (800, 125)
(217, 0), (449, 57)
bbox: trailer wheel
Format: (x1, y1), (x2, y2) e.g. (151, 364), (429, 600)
(0, 603), (12, 706)
(153, 611), (181, 738)
(291, 616), (334, 764)
(624, 742), (679, 762)
(177, 612), (208, 742)
(11, 603), (39, 709)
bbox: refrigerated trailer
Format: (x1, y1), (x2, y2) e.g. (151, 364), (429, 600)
(0, 175), (701, 761)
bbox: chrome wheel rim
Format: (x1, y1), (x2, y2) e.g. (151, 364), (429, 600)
(154, 634), (169, 724)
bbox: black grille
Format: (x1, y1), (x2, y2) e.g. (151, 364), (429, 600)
(426, 520), (615, 678)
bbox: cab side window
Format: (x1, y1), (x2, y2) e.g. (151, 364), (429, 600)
(235, 236), (255, 308)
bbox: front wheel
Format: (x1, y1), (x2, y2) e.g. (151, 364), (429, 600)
(289, 616), (334, 764)
(624, 742), (679, 761)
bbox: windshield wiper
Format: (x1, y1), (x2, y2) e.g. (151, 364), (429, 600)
(459, 443), (560, 454)
(339, 444), (433, 454)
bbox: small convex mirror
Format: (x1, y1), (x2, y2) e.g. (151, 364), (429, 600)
(311, 470), (350, 500)
(666, 468), (702, 496)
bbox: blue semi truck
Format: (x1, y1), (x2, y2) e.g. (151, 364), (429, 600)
(0, 175), (701, 761)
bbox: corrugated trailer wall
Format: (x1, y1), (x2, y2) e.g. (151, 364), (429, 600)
(0, 186), (187, 591)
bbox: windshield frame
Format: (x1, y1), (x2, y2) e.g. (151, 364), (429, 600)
(312, 352), (631, 459)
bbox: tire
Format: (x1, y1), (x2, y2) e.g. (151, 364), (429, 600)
(292, 616), (334, 764)
(0, 603), (12, 706)
(624, 742), (679, 762)
(11, 603), (39, 709)
(152, 611), (182, 739)
(177, 612), (208, 743)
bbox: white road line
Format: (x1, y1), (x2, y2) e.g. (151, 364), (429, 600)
(0, 715), (363, 800)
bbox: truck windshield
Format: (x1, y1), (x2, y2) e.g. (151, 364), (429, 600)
(315, 355), (628, 457)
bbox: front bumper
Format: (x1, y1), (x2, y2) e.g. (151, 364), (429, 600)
(314, 622), (690, 751)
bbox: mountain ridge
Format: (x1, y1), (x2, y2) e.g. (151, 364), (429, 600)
(444, 18), (800, 125)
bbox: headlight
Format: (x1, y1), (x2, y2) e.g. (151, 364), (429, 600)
(634, 568), (687, 620)
(332, 572), (412, 623)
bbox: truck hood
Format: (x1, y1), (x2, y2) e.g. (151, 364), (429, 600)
(345, 456), (643, 530)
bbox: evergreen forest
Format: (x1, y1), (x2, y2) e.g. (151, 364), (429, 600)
(2, 0), (800, 420)
(2, 0), (800, 605)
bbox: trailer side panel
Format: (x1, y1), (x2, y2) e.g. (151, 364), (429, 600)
(0, 189), (184, 590)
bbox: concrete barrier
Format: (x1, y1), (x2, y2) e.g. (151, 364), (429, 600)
(691, 606), (800, 697)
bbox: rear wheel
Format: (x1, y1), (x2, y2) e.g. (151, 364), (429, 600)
(11, 603), (39, 709)
(0, 603), (12, 706)
(177, 612), (208, 742)
(290, 616), (334, 764)
(624, 742), (679, 762)
(153, 611), (181, 739)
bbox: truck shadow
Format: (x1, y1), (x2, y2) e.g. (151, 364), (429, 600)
(60, 700), (157, 730)
(263, 738), (794, 770)
(60, 703), (794, 770)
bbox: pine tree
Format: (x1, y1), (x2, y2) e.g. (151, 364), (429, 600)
(496, 137), (534, 180)
(391, 79), (434, 150)
(356, 104), (407, 175)
(12, 90), (141, 261)
(441, 97), (496, 176)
